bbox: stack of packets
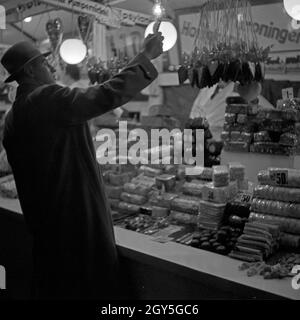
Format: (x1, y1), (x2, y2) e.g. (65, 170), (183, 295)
(117, 173), (155, 215)
(102, 160), (138, 215)
(221, 97), (300, 156)
(249, 167), (300, 250)
(252, 104), (300, 155)
(229, 221), (280, 262)
(198, 165), (238, 230)
(221, 96), (259, 152)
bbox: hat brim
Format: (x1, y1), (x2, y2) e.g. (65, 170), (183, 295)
(4, 51), (52, 83)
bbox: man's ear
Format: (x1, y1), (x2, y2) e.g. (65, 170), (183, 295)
(23, 63), (35, 79)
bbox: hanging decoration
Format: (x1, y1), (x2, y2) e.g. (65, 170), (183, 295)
(45, 18), (63, 54)
(77, 15), (93, 45)
(178, 0), (271, 90)
(87, 54), (129, 85)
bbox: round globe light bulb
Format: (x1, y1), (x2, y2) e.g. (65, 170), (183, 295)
(24, 17), (32, 23)
(59, 39), (87, 64)
(145, 21), (177, 52)
(291, 19), (300, 30)
(284, 0), (300, 20)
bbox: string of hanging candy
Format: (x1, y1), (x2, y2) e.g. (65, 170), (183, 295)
(178, 0), (271, 89)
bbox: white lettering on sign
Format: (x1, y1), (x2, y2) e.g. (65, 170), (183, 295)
(282, 87), (294, 100)
(0, 5), (6, 29)
(291, 265), (300, 290)
(0, 265), (5, 289)
(41, 0), (151, 27)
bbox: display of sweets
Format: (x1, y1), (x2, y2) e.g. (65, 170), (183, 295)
(222, 97), (300, 155)
(222, 96), (258, 153)
(251, 167), (300, 251)
(229, 221), (280, 262)
(190, 226), (243, 255)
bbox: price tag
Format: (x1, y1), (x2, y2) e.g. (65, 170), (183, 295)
(282, 88), (294, 100)
(235, 192), (252, 204)
(269, 170), (288, 186)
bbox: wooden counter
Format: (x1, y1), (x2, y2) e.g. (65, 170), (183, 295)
(0, 198), (299, 300)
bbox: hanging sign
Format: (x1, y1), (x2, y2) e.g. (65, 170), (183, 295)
(5, 0), (53, 24)
(40, 0), (152, 28)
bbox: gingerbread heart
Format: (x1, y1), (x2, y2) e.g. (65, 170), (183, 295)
(78, 15), (91, 43)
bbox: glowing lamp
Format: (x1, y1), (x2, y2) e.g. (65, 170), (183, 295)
(291, 19), (300, 30)
(59, 39), (87, 64)
(145, 21), (177, 52)
(24, 17), (32, 23)
(284, 0), (300, 21)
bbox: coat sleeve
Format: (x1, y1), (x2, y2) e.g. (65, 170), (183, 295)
(30, 53), (158, 126)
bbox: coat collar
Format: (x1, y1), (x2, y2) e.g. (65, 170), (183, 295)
(15, 80), (42, 100)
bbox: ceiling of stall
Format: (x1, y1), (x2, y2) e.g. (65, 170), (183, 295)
(0, 0), (282, 45)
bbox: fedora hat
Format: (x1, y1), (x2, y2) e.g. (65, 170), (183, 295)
(1, 41), (51, 83)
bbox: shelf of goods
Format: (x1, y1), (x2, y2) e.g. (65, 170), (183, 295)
(221, 98), (300, 182)
(1, 148), (300, 299)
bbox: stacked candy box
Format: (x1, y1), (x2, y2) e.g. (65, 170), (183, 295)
(222, 96), (258, 152)
(249, 168), (300, 252)
(229, 221), (280, 262)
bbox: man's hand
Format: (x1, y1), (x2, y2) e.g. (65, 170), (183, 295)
(141, 32), (164, 60)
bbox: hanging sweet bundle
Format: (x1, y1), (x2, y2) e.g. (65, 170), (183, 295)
(178, 0), (271, 89)
(87, 54), (129, 85)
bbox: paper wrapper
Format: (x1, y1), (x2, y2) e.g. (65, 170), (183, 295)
(249, 212), (300, 235)
(120, 192), (147, 205)
(169, 211), (198, 225)
(182, 180), (206, 197)
(170, 196), (200, 215)
(202, 181), (238, 203)
(212, 165), (229, 187)
(254, 184), (300, 203)
(105, 185), (123, 199)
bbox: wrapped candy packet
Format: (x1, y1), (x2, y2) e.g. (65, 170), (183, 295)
(224, 141), (250, 152)
(253, 131), (271, 143)
(254, 184), (300, 203)
(221, 131), (230, 142)
(120, 192), (147, 205)
(224, 113), (236, 124)
(249, 212), (300, 235)
(169, 211), (198, 225)
(118, 201), (141, 214)
(182, 180), (206, 197)
(171, 196), (200, 215)
(228, 162), (245, 181)
(149, 192), (178, 209)
(251, 198), (300, 219)
(212, 165), (230, 187)
(123, 182), (154, 197)
(202, 181), (238, 203)
(279, 133), (298, 147)
(280, 233), (300, 249)
(105, 185), (123, 199)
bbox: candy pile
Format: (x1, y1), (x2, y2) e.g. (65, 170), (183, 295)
(239, 253), (300, 279)
(190, 226), (243, 255)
